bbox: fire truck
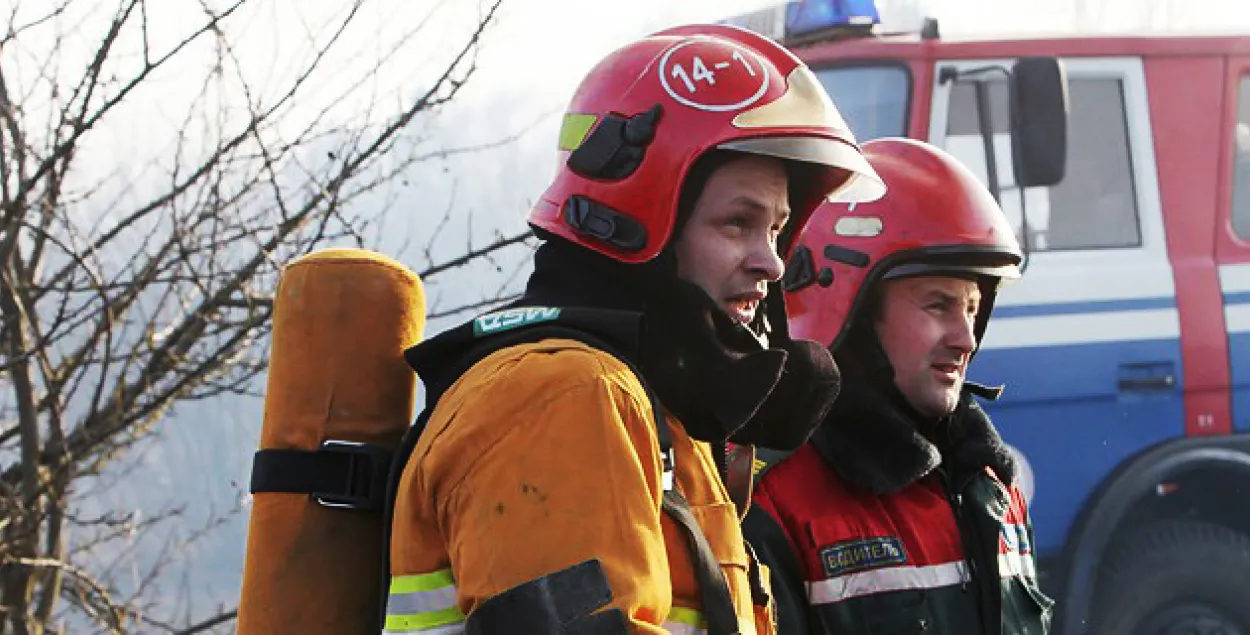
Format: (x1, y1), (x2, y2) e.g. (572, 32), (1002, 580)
(726, 1), (1250, 633)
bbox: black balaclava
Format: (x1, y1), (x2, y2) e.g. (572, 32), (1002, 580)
(519, 152), (840, 451)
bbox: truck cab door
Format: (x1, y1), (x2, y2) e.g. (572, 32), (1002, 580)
(926, 57), (1182, 569)
(1223, 60), (1250, 430)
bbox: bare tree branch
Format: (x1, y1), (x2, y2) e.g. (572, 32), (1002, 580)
(0, 3), (73, 48)
(426, 292), (525, 321)
(0, 0), (529, 631)
(419, 228), (533, 279)
(168, 608), (235, 635)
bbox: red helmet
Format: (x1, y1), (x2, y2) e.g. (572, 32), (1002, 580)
(528, 24), (886, 264)
(784, 137), (1022, 350)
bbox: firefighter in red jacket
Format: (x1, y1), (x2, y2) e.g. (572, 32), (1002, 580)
(745, 137), (1054, 635)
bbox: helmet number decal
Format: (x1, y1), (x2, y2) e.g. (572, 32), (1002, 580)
(731, 50), (758, 77)
(659, 39), (771, 112)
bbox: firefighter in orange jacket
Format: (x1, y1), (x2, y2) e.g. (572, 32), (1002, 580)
(384, 24), (885, 635)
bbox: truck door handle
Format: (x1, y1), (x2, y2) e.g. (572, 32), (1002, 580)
(1117, 362), (1176, 392)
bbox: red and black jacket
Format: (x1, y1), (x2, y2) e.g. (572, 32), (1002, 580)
(744, 373), (1054, 635)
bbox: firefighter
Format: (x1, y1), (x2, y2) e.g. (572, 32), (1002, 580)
(746, 137), (1053, 635)
(383, 24), (885, 635)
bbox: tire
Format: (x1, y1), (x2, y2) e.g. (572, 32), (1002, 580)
(1089, 519), (1250, 635)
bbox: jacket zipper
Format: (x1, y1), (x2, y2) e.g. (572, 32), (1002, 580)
(944, 472), (998, 635)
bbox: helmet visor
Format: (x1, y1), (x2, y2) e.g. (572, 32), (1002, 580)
(717, 135), (886, 204)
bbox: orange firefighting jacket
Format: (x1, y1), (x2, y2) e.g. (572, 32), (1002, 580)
(386, 338), (774, 635)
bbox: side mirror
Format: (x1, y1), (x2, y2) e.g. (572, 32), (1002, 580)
(1010, 56), (1069, 188)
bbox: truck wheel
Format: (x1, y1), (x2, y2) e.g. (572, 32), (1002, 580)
(1090, 519), (1250, 635)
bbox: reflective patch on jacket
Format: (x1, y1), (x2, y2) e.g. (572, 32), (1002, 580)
(819, 536), (908, 578)
(383, 568), (465, 634)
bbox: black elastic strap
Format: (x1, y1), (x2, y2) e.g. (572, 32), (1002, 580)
(640, 371), (675, 488)
(464, 559), (628, 635)
(743, 541), (771, 608)
(661, 490), (742, 635)
(250, 442), (391, 511)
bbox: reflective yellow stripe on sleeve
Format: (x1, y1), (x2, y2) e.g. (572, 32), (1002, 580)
(383, 569), (466, 634)
(664, 606), (709, 635)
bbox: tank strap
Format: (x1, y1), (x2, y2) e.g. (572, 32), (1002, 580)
(249, 441), (392, 511)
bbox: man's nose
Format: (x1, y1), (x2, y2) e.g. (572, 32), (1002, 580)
(946, 313), (977, 354)
(745, 238), (785, 283)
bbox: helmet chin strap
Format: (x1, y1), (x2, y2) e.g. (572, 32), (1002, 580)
(757, 279), (794, 347)
(741, 298), (771, 348)
(691, 289), (773, 350)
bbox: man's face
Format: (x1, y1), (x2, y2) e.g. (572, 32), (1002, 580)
(674, 155), (790, 325)
(875, 276), (981, 418)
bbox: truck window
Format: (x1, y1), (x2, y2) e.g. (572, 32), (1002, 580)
(944, 77), (1142, 251)
(815, 64), (909, 141)
(1233, 75), (1250, 240)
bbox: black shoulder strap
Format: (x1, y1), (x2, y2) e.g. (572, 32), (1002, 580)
(662, 490), (742, 635)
